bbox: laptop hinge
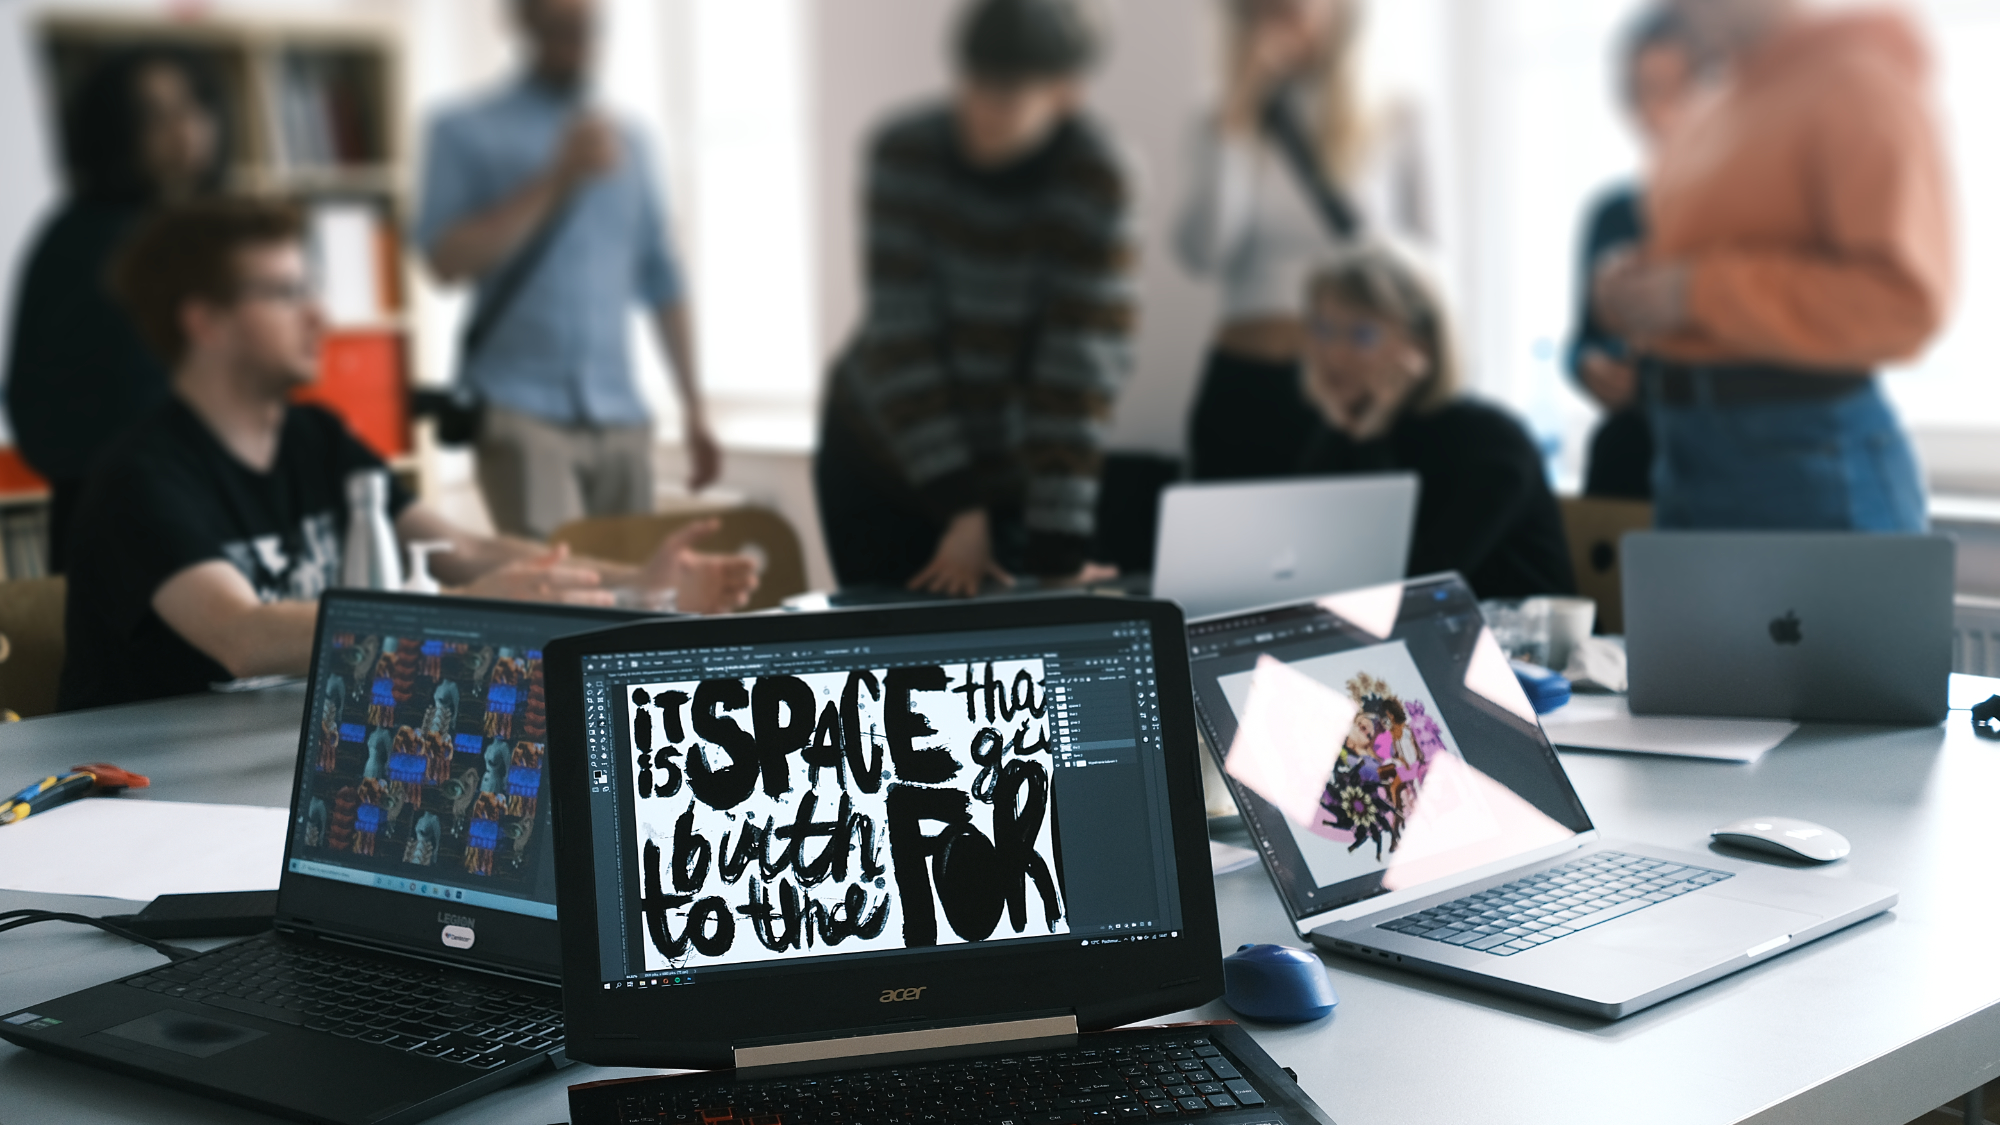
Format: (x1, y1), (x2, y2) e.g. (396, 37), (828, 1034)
(733, 1015), (1078, 1079)
(275, 924), (559, 990)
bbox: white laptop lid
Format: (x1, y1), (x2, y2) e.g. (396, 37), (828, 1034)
(1153, 473), (1419, 620)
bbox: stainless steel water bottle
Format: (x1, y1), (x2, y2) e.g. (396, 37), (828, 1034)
(341, 469), (403, 590)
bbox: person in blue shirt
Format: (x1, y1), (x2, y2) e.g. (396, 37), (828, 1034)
(415, 0), (718, 539)
(1565, 8), (1702, 499)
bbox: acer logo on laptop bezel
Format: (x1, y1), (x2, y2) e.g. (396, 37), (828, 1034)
(878, 987), (927, 1003)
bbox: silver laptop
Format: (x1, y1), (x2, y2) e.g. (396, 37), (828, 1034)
(1187, 575), (1897, 1020)
(1624, 532), (1955, 724)
(1153, 473), (1419, 619)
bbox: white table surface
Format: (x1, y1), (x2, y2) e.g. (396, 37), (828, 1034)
(3, 681), (1997, 1125)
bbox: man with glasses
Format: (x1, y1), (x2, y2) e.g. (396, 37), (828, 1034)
(57, 199), (755, 712)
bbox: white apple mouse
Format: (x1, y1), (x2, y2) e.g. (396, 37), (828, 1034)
(1710, 816), (1850, 863)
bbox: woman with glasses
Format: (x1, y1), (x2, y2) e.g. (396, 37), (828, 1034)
(1177, 0), (1431, 482)
(1298, 247), (1574, 600)
(4, 47), (228, 571)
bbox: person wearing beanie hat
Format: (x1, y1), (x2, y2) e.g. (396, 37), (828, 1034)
(815, 0), (1136, 596)
(958, 0), (1099, 79)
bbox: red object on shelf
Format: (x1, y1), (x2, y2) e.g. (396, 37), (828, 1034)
(296, 331), (408, 460)
(0, 448), (49, 496)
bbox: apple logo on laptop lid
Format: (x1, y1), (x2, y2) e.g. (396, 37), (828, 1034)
(1768, 611), (1803, 646)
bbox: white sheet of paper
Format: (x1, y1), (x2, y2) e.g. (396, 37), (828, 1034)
(1540, 695), (1797, 763)
(0, 799), (288, 901)
(1210, 839), (1259, 876)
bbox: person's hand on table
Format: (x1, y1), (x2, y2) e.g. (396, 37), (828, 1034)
(910, 509), (1014, 599)
(461, 544), (614, 606)
(1593, 248), (1690, 341)
(1579, 348), (1640, 412)
(1042, 561), (1122, 590)
(639, 518), (760, 615)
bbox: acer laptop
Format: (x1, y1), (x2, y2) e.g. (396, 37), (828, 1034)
(1623, 532), (1956, 725)
(1187, 576), (1897, 1020)
(1153, 473), (1419, 619)
(543, 596), (1336, 1125)
(0, 590), (653, 1125)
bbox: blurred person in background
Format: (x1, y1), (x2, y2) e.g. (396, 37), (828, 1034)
(1178, 0), (1432, 482)
(1565, 8), (1703, 501)
(4, 47), (226, 572)
(1595, 0), (1953, 531)
(1299, 247), (1574, 599)
(61, 200), (755, 712)
(416, 0), (719, 540)
(814, 0), (1135, 597)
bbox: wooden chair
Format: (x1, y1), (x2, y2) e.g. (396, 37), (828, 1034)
(1557, 498), (1653, 635)
(550, 507), (807, 612)
(0, 576), (66, 717)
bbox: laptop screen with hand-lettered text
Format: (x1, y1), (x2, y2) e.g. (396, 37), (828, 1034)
(572, 617), (1187, 989)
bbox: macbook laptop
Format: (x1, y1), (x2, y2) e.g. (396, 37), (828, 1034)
(0, 590), (651, 1125)
(1186, 576), (1897, 1020)
(542, 596), (1336, 1124)
(1623, 532), (1955, 724)
(1153, 473), (1419, 619)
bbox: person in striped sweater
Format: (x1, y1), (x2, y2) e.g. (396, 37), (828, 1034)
(815, 0), (1138, 597)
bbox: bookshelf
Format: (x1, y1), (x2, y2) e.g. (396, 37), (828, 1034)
(11, 9), (421, 547)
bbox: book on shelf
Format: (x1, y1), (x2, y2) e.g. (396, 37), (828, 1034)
(294, 331), (408, 461)
(276, 49), (384, 170)
(309, 200), (400, 326)
(0, 505), (49, 582)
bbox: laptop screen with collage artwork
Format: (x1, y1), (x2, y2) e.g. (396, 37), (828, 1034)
(287, 597), (640, 920)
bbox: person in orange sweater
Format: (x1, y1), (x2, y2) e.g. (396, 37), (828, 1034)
(1593, 0), (1954, 531)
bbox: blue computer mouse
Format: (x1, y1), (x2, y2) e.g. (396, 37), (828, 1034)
(1221, 943), (1338, 1023)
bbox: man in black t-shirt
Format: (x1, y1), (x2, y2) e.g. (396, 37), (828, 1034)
(59, 199), (757, 711)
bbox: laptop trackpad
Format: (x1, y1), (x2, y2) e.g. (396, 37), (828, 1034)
(1573, 895), (1824, 969)
(95, 1011), (267, 1059)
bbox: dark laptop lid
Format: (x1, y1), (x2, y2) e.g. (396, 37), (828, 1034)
(544, 596), (1221, 1069)
(1186, 575), (1595, 928)
(277, 590), (651, 980)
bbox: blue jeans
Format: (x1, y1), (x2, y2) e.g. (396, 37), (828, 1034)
(1649, 379), (1926, 532)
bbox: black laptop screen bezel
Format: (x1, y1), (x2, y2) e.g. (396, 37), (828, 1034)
(545, 596), (1223, 1070)
(1186, 575), (1596, 926)
(276, 590), (654, 981)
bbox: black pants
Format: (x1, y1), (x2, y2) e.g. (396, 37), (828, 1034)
(813, 408), (1026, 590)
(1582, 406), (1654, 500)
(1187, 349), (1320, 481)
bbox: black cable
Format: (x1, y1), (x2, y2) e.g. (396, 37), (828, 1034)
(0, 909), (199, 962)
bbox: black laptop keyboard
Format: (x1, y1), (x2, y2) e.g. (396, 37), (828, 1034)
(124, 933), (562, 1069)
(1379, 850), (1735, 956)
(597, 1036), (1270, 1124)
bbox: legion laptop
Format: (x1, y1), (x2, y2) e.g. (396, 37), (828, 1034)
(1153, 473), (1419, 619)
(542, 596), (1337, 1125)
(0, 590), (653, 1125)
(1623, 532), (1956, 725)
(1188, 576), (1898, 1020)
